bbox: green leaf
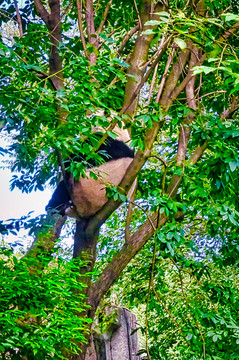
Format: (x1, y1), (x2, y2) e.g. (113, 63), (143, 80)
(221, 13), (239, 22)
(174, 38), (187, 50)
(229, 162), (237, 172)
(193, 66), (217, 75)
(145, 20), (162, 26)
(187, 333), (193, 340)
(141, 29), (156, 35)
(155, 11), (170, 17)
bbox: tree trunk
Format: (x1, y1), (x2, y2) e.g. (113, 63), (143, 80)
(85, 308), (140, 360)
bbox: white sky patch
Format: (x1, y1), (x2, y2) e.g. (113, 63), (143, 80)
(0, 166), (52, 221)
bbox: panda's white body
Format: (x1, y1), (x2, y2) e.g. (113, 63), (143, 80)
(66, 157), (133, 218)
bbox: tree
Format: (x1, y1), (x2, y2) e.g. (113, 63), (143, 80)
(0, 0), (239, 359)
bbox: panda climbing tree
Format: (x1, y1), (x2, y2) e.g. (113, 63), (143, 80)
(46, 120), (135, 219)
(44, 112), (138, 257)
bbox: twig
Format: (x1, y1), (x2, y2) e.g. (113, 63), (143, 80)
(155, 47), (175, 103)
(133, 0), (142, 29)
(76, 0), (88, 57)
(198, 90), (226, 100)
(121, 35), (172, 115)
(152, 282), (188, 342)
(129, 200), (156, 232)
(125, 180), (137, 242)
(147, 63), (158, 104)
(147, 154), (168, 193)
(97, 0), (112, 34)
(117, 23), (140, 56)
(13, 0), (23, 37)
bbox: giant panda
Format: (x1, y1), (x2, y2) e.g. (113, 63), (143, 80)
(46, 124), (134, 218)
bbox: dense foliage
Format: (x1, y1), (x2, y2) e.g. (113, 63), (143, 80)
(0, 247), (90, 359)
(98, 215), (239, 359)
(0, 0), (239, 359)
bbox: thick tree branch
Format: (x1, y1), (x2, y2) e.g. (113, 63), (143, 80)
(88, 117), (214, 310)
(48, 0), (64, 91)
(34, 0), (50, 26)
(88, 44), (201, 236)
(88, 212), (167, 309)
(34, 0), (64, 91)
(88, 209), (184, 310)
(190, 139), (209, 165)
(86, 120), (164, 236)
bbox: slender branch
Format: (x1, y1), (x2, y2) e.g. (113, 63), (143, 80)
(76, 0), (88, 56)
(176, 47), (199, 167)
(145, 239), (157, 360)
(147, 63), (158, 104)
(147, 154), (167, 169)
(155, 47), (175, 103)
(140, 34), (170, 70)
(13, 0), (23, 37)
(121, 35), (171, 115)
(159, 46), (192, 106)
(131, 200), (156, 232)
(117, 23), (140, 56)
(152, 282), (188, 341)
(133, 0), (142, 29)
(148, 154), (168, 192)
(125, 182), (137, 242)
(96, 0), (112, 34)
(220, 21), (239, 41)
(198, 90), (226, 100)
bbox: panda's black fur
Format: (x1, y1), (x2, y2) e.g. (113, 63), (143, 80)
(46, 135), (134, 217)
